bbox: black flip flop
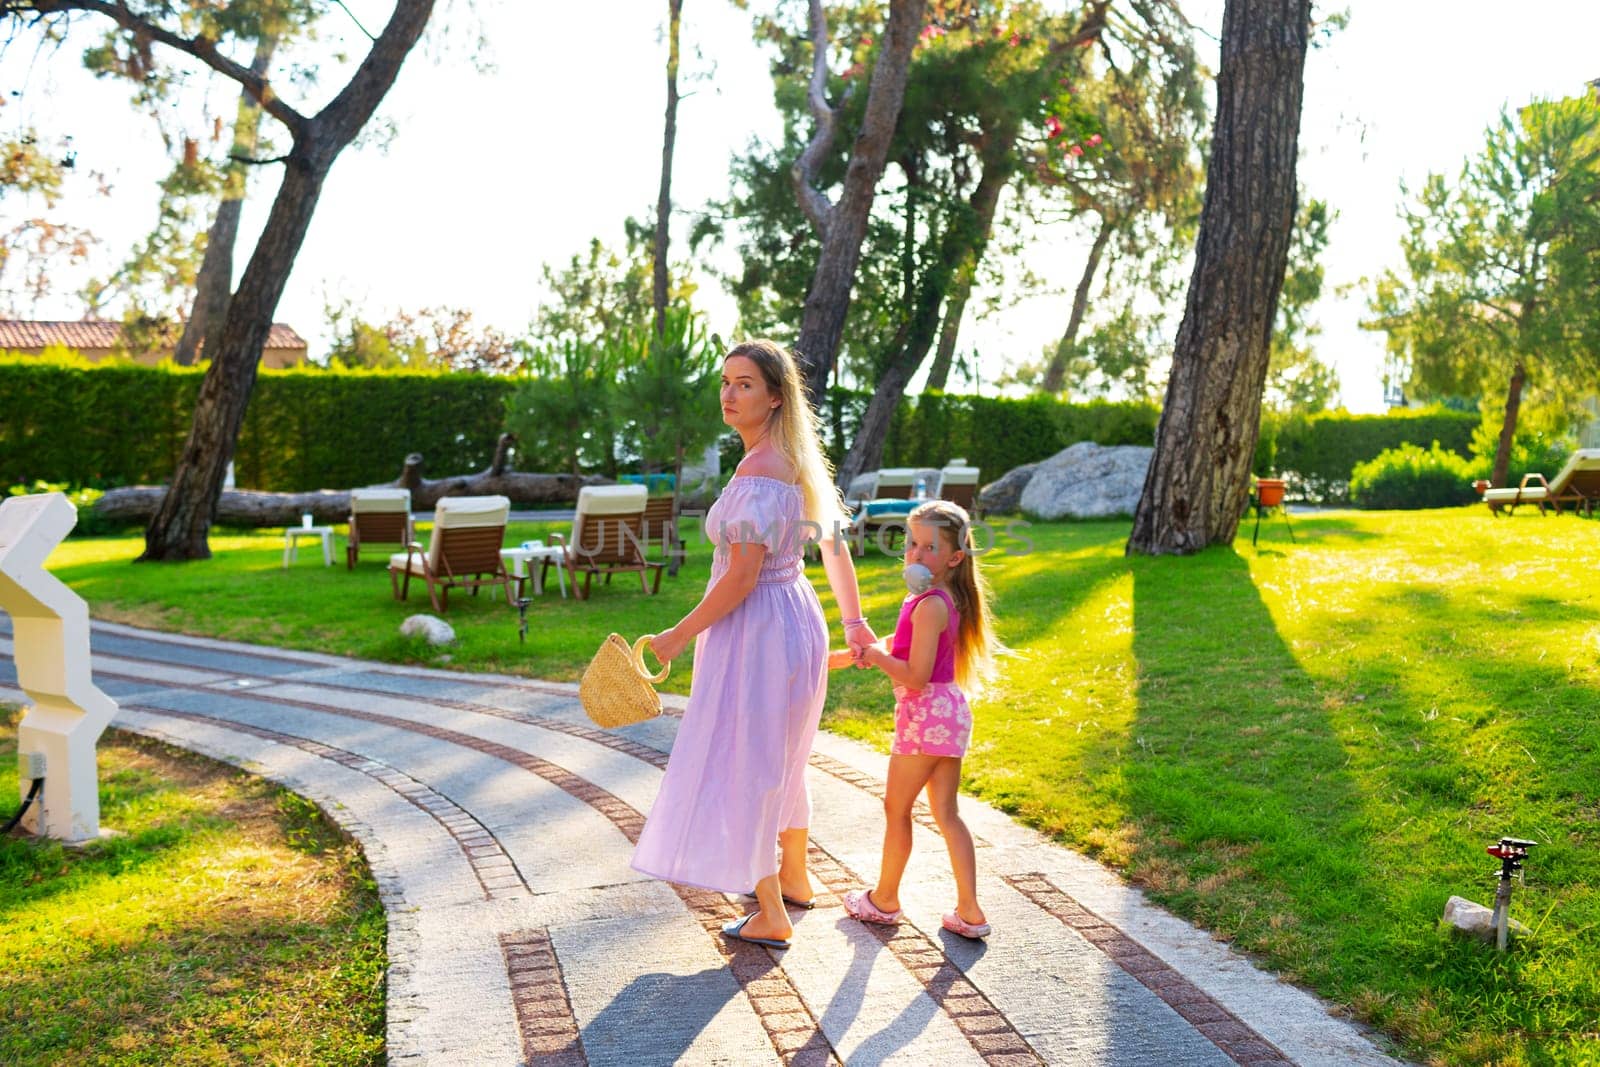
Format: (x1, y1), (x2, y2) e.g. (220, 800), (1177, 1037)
(743, 890), (817, 910)
(722, 913), (791, 950)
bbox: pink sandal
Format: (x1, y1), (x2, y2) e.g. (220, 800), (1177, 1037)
(942, 911), (992, 940)
(843, 889), (902, 925)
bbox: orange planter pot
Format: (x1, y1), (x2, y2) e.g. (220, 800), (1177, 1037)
(1472, 479), (1491, 495)
(1256, 479), (1286, 508)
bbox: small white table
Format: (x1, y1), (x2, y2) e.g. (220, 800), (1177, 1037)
(282, 525), (336, 568)
(500, 544), (567, 599)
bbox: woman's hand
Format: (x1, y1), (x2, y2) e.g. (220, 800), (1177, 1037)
(649, 627), (690, 664)
(844, 619), (878, 666)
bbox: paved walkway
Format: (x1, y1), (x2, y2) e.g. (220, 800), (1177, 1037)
(0, 620), (1404, 1066)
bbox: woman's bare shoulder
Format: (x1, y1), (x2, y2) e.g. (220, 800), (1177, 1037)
(736, 451), (798, 483)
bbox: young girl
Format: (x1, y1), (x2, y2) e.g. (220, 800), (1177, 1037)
(833, 499), (1001, 939)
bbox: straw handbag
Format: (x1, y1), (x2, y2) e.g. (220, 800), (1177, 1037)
(580, 633), (671, 728)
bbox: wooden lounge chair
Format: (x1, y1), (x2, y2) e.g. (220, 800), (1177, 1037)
(1484, 449), (1600, 516)
(388, 495), (514, 611)
(641, 493), (683, 564)
(872, 468), (918, 500)
(543, 484), (664, 599)
(346, 487), (413, 569)
(939, 461), (981, 514)
(849, 468), (943, 552)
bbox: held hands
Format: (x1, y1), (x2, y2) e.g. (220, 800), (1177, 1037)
(827, 647), (859, 670)
(844, 618), (878, 668)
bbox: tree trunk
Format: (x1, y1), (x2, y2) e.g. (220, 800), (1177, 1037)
(668, 440), (685, 577)
(489, 431), (517, 476)
(140, 157), (329, 560)
(924, 161), (1011, 393)
(838, 140), (1014, 486)
(795, 0), (925, 405)
(924, 276), (968, 393)
(651, 0), (682, 339)
(1041, 214), (1112, 394)
(1491, 360), (1526, 488)
(138, 0), (438, 560)
(1126, 0), (1311, 556)
(173, 34), (277, 367)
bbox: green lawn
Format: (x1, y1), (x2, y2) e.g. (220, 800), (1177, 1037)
(0, 714), (384, 1065)
(30, 507), (1600, 1065)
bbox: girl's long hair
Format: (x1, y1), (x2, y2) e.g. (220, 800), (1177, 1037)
(726, 340), (849, 532)
(908, 499), (1001, 693)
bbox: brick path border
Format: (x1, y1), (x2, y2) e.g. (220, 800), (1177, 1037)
(1004, 873), (1293, 1066)
(501, 929), (586, 1066)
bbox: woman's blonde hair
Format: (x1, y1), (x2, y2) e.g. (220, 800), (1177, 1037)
(725, 340), (849, 532)
(908, 499), (1001, 692)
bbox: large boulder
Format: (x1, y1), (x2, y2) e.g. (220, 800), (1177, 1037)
(975, 463), (1039, 516)
(1019, 442), (1154, 519)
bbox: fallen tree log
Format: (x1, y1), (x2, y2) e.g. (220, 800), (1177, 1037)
(95, 487), (362, 527)
(94, 435), (611, 527)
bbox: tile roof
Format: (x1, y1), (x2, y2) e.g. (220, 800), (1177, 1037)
(0, 319), (307, 351)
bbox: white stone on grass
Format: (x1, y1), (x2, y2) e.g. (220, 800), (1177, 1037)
(1443, 894), (1527, 942)
(400, 614), (456, 646)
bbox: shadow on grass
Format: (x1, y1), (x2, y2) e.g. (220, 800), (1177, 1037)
(1127, 547), (1399, 988)
(1129, 549), (1600, 1059)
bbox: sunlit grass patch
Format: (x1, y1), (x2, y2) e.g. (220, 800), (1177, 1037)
(0, 710), (384, 1065)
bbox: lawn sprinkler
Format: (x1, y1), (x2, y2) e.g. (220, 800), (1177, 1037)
(515, 597), (532, 644)
(1487, 837), (1537, 951)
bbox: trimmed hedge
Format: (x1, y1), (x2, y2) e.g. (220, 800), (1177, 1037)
(0, 357), (1488, 501)
(0, 357), (512, 491)
(821, 389), (1159, 478)
(1262, 408), (1479, 503)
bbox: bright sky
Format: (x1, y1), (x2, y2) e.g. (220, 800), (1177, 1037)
(4, 1), (1598, 412)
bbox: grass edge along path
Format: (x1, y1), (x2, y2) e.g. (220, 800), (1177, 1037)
(29, 507), (1600, 1065)
(0, 711), (385, 1066)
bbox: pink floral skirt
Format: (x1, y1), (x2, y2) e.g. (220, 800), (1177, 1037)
(891, 682), (972, 757)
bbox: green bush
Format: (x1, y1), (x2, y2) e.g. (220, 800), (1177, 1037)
(0, 357), (512, 491)
(0, 355), (201, 490)
(1349, 442), (1478, 509)
(1268, 407), (1479, 502)
(2, 480), (117, 536)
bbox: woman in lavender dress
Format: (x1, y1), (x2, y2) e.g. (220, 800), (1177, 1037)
(633, 340), (876, 949)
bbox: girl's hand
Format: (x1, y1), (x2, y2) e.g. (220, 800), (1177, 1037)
(827, 648), (858, 670)
(649, 627), (690, 664)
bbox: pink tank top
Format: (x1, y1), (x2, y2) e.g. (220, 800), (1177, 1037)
(889, 588), (959, 684)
